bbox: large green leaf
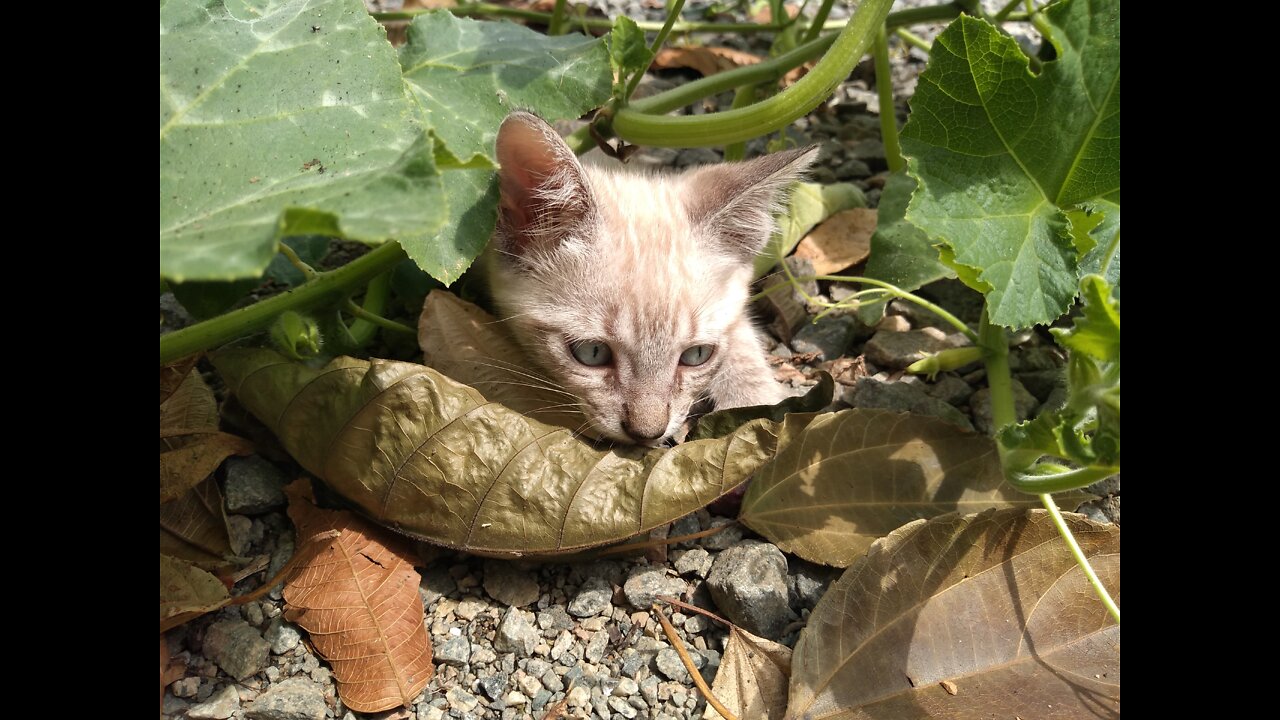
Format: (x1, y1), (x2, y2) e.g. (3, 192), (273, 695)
(213, 349), (789, 556)
(788, 509), (1119, 719)
(858, 172), (954, 324)
(901, 0), (1120, 328)
(396, 11), (613, 283)
(160, 0), (445, 282)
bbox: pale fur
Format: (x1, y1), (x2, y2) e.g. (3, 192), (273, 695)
(488, 112), (815, 446)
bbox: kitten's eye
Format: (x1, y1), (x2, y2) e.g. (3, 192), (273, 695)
(679, 344), (714, 367)
(571, 341), (613, 366)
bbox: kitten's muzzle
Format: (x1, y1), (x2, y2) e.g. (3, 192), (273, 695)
(622, 400), (670, 444)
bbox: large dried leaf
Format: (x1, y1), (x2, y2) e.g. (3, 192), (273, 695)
(160, 367), (253, 500)
(160, 555), (231, 632)
(739, 411), (1086, 567)
(787, 508), (1119, 719)
(653, 46), (764, 77)
(418, 290), (587, 432)
(160, 477), (237, 570)
(161, 356), (201, 405)
(160, 369), (218, 437)
(704, 626), (792, 720)
(213, 348), (785, 555)
(283, 481), (433, 712)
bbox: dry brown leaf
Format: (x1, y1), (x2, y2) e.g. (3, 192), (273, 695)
(160, 476), (237, 569)
(653, 46), (764, 77)
(160, 368), (219, 436)
(160, 554), (231, 632)
(284, 481), (434, 713)
(160, 362), (253, 500)
(793, 208), (877, 275)
(160, 432), (254, 502)
(161, 356), (200, 405)
(703, 626), (791, 720)
(788, 509), (1120, 719)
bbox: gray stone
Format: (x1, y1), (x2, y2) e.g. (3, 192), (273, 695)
(670, 513), (702, 540)
(584, 629), (609, 664)
(789, 563), (836, 610)
(683, 615), (709, 634)
(446, 687), (480, 712)
(848, 138), (885, 162)
(926, 374), (974, 406)
(435, 634), (471, 667)
(531, 690), (552, 711)
(244, 678), (326, 720)
(568, 576), (613, 618)
(187, 684), (240, 719)
(477, 672), (509, 700)
(455, 596), (490, 621)
(171, 676), (200, 698)
(420, 566), (458, 606)
(876, 314), (911, 333)
(223, 456), (287, 514)
(204, 619), (270, 681)
(609, 696), (640, 718)
(700, 518), (744, 551)
(161, 695), (190, 715)
(864, 328), (965, 370)
(970, 380), (1040, 435)
(536, 605), (575, 633)
(1011, 345), (1065, 372)
(483, 560), (540, 608)
(614, 677), (640, 697)
(705, 541), (795, 639)
(540, 669), (564, 693)
(1017, 369), (1065, 402)
(655, 647), (702, 683)
(495, 608), (538, 657)
(549, 630), (579, 663)
(834, 158), (873, 180)
(622, 567), (687, 609)
(1080, 494), (1121, 525)
(264, 618), (301, 655)
(517, 673), (542, 697)
(791, 316), (858, 361)
(845, 377), (974, 431)
(674, 548), (713, 579)
(674, 147), (722, 167)
(619, 648), (647, 678)
(227, 514), (255, 556)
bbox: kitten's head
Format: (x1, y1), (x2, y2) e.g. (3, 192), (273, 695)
(488, 111), (815, 446)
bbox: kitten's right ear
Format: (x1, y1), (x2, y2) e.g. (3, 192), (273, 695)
(493, 112), (594, 263)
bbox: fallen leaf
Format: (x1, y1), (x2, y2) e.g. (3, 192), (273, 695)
(739, 411), (1088, 567)
(419, 290), (587, 433)
(653, 46), (764, 77)
(160, 367), (218, 437)
(703, 626), (791, 719)
(161, 356), (201, 405)
(787, 508), (1120, 719)
(160, 433), (254, 502)
(284, 481), (434, 713)
(160, 555), (231, 632)
(160, 362), (253, 501)
(160, 477), (237, 569)
(689, 373), (833, 442)
(213, 349), (789, 556)
(821, 356), (867, 386)
(792, 207), (876, 275)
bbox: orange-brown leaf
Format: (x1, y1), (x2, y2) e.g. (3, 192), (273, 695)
(793, 207), (876, 275)
(160, 554), (232, 632)
(283, 481), (434, 713)
(652, 46), (763, 77)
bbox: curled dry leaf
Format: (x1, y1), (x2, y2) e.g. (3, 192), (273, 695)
(739, 410), (1088, 567)
(704, 626), (792, 720)
(160, 364), (253, 502)
(792, 207), (876, 275)
(419, 290), (587, 432)
(160, 477), (237, 570)
(787, 508), (1119, 719)
(283, 481), (434, 713)
(213, 348), (783, 556)
(652, 46), (764, 77)
(160, 555), (231, 632)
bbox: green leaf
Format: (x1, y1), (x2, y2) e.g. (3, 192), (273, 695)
(755, 182), (866, 279)
(610, 15), (651, 91)
(396, 11), (613, 282)
(160, 0), (446, 281)
(170, 278), (260, 320)
(788, 509), (1119, 718)
(901, 0), (1120, 327)
(265, 237), (331, 287)
(857, 172), (954, 324)
(1052, 275), (1119, 362)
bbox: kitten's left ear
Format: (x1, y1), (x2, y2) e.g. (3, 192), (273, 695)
(683, 146), (819, 261)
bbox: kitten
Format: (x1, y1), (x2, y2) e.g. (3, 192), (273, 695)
(486, 111), (816, 447)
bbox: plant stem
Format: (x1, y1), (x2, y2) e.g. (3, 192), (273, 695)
(722, 84), (759, 161)
(803, 0), (837, 43)
(994, 0), (1023, 21)
(623, 0), (688, 102)
(608, 0), (894, 147)
(277, 242), (317, 280)
(1008, 465), (1120, 494)
(1041, 493), (1121, 624)
(873, 25), (904, 173)
(653, 604), (738, 720)
(548, 0), (567, 35)
(1099, 230), (1120, 278)
(894, 27), (931, 54)
(159, 242), (408, 365)
(979, 308), (1016, 432)
(347, 271), (416, 343)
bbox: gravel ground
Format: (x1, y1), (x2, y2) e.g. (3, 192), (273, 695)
(161, 3), (1115, 719)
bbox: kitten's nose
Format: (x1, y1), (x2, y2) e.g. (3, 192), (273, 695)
(622, 402), (668, 443)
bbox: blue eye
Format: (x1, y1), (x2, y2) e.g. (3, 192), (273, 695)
(679, 344), (714, 367)
(571, 341), (613, 366)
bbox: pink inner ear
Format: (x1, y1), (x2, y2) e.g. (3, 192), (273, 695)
(493, 112), (593, 258)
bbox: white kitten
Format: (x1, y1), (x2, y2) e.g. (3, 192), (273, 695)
(487, 111), (815, 446)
